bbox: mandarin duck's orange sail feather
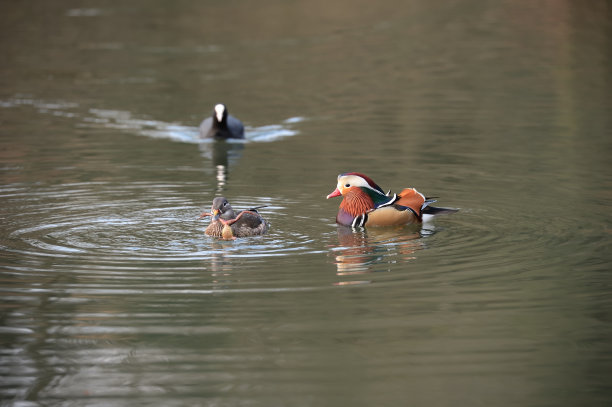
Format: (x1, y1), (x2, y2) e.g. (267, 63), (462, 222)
(395, 188), (427, 216)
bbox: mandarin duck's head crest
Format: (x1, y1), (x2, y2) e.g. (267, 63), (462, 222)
(327, 172), (385, 198)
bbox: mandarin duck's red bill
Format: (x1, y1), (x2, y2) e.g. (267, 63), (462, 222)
(326, 172), (457, 227)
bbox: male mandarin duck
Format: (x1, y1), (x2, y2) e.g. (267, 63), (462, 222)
(326, 172), (457, 227)
(199, 197), (269, 239)
(199, 103), (245, 139)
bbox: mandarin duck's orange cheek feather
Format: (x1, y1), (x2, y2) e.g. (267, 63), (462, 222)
(339, 187), (375, 217)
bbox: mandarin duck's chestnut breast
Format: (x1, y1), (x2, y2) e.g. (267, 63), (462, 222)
(327, 172), (457, 228)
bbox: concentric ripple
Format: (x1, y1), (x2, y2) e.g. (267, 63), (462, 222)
(3, 182), (324, 265)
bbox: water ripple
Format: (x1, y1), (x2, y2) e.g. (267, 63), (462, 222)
(2, 183), (324, 267)
(1, 96), (303, 144)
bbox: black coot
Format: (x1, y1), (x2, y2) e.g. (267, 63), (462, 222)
(199, 104), (244, 139)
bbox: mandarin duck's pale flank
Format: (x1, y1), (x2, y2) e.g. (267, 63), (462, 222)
(326, 172), (457, 228)
(199, 197), (268, 240)
(199, 104), (245, 139)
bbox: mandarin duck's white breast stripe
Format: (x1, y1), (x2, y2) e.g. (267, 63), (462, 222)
(351, 213), (368, 228)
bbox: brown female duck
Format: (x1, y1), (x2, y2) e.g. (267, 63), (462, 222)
(199, 197), (268, 239)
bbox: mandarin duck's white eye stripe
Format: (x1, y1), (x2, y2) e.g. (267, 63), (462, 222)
(336, 174), (383, 194)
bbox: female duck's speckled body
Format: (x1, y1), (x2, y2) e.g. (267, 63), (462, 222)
(327, 172), (457, 227)
(200, 197), (268, 239)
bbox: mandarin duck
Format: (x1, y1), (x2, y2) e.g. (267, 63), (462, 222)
(199, 197), (268, 239)
(327, 172), (457, 227)
(199, 103), (245, 139)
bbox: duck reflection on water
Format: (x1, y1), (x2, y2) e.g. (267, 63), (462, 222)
(197, 105), (302, 191)
(198, 140), (244, 192)
(207, 239), (236, 286)
(331, 225), (431, 279)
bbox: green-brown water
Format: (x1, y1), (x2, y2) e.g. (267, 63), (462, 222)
(1, 1), (611, 406)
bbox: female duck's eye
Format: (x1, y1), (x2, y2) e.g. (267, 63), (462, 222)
(345, 184), (351, 188)
(223, 202), (228, 207)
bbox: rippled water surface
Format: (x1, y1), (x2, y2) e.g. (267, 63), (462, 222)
(2, 1), (611, 406)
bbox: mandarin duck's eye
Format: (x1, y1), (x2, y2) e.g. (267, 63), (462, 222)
(223, 202), (228, 207)
(345, 184), (351, 188)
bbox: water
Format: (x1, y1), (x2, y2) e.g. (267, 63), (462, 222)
(1, 0), (611, 406)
